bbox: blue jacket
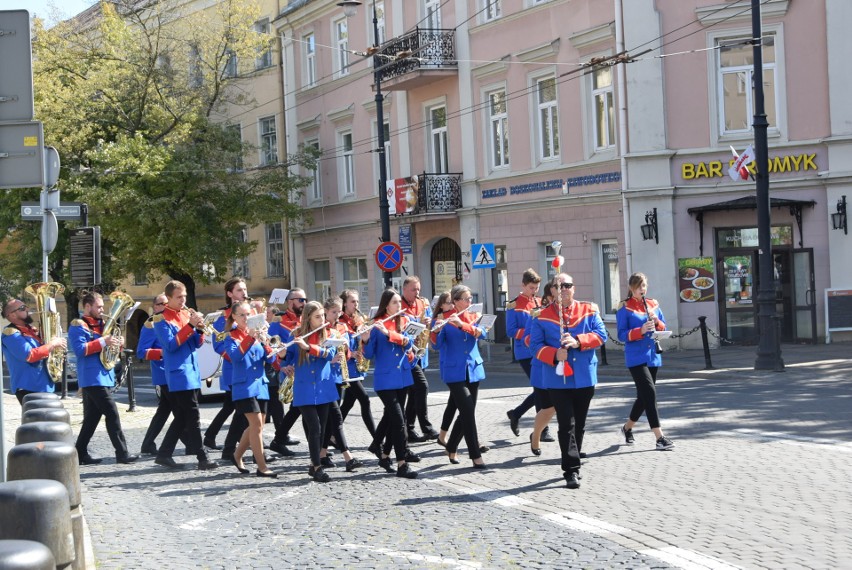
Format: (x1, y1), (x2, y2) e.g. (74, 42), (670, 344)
(2, 325), (55, 394)
(337, 313), (364, 381)
(211, 311), (233, 391)
(506, 294), (541, 360)
(136, 318), (166, 386)
(153, 307), (204, 392)
(402, 296), (431, 369)
(617, 297), (666, 368)
(529, 302), (607, 390)
(521, 322), (546, 389)
(68, 317), (115, 388)
(225, 330), (274, 401)
(361, 317), (414, 391)
(435, 313), (485, 384)
(283, 331), (338, 406)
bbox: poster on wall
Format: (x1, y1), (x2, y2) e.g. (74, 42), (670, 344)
(678, 257), (715, 302)
(433, 260), (457, 294)
(387, 177), (418, 215)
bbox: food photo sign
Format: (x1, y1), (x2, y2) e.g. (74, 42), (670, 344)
(678, 257), (715, 303)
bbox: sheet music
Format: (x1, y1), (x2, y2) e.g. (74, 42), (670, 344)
(651, 330), (673, 340)
(246, 313), (267, 330)
(477, 314), (498, 332)
(403, 320), (427, 337)
(321, 337), (348, 349)
(122, 302), (141, 322)
(469, 303), (484, 314)
(430, 295), (440, 310)
(368, 306), (379, 319)
(203, 311), (222, 327)
(268, 288), (290, 305)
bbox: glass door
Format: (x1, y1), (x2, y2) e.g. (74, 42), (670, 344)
(719, 253), (757, 343)
(792, 248), (817, 343)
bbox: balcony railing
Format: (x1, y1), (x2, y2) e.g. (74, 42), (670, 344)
(415, 172), (462, 214)
(376, 28), (457, 85)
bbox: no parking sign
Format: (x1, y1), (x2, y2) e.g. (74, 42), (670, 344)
(375, 241), (404, 272)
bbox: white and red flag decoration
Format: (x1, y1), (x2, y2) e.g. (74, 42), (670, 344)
(729, 145), (755, 181)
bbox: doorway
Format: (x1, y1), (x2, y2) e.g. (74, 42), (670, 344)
(430, 238), (461, 297)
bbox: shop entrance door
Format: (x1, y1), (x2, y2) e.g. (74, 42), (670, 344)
(792, 248), (817, 343)
(719, 253), (757, 343)
(430, 237), (461, 297)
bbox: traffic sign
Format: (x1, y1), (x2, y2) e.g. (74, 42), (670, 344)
(21, 202), (83, 220)
(0, 121), (44, 189)
(0, 10), (35, 122)
(471, 243), (496, 269)
(374, 241), (404, 273)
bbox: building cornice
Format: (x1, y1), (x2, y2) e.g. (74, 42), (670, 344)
(515, 38), (561, 63)
(296, 113), (321, 132)
(568, 22), (616, 50)
(326, 103), (355, 124)
(696, 0), (789, 26)
(471, 58), (510, 80)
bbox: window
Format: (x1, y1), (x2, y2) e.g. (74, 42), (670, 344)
(373, 2), (386, 45)
(717, 33), (776, 135)
(598, 241), (620, 317)
(303, 33), (316, 87)
(266, 223), (285, 277)
(429, 105), (448, 173)
(487, 89), (509, 169)
(544, 242), (559, 281)
(307, 139), (321, 202)
(334, 17), (350, 77)
(223, 49), (237, 78)
(592, 66), (615, 150)
(254, 20), (272, 70)
(226, 124), (243, 172)
(342, 257), (369, 302)
(536, 76), (560, 160)
(313, 260), (331, 302)
(373, 121), (391, 193)
(483, 0), (501, 22)
(133, 273), (148, 286)
(231, 228), (250, 278)
(259, 116), (277, 166)
(424, 0), (441, 28)
(339, 131), (355, 197)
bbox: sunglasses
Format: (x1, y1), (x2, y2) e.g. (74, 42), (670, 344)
(292, 298), (308, 303)
(559, 283), (574, 290)
(14, 305), (28, 312)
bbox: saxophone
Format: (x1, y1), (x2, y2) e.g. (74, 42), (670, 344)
(24, 282), (66, 383)
(99, 291), (134, 370)
(279, 372), (294, 404)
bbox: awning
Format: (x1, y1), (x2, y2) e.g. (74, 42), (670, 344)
(687, 196), (816, 255)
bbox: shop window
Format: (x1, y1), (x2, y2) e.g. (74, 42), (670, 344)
(597, 240), (620, 317)
(313, 259), (331, 302)
(342, 257), (369, 303)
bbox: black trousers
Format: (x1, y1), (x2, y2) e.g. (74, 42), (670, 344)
(75, 386), (129, 458)
(404, 365), (433, 432)
(204, 393), (235, 441)
(339, 380), (376, 437)
(440, 394), (457, 432)
(322, 386), (349, 452)
(446, 380), (482, 460)
(374, 388), (409, 459)
(222, 391), (248, 455)
(158, 388), (208, 461)
(548, 386), (595, 474)
(141, 384), (189, 451)
(300, 403), (330, 466)
(508, 359), (539, 418)
(15, 389), (39, 405)
(628, 365), (661, 429)
(276, 404), (302, 440)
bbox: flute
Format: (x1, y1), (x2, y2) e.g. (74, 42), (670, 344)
(278, 323), (328, 351)
(356, 309), (407, 336)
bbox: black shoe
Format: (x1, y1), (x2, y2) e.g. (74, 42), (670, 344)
(320, 456), (336, 468)
(403, 450), (421, 463)
(140, 444), (157, 455)
(79, 455), (103, 466)
(184, 448), (201, 456)
(565, 472), (581, 489)
(282, 435), (301, 446)
(367, 442), (381, 458)
(231, 456), (249, 474)
(446, 451), (460, 465)
(541, 427), (556, 442)
(407, 430), (427, 443)
(436, 438), (447, 449)
(197, 459), (219, 470)
(116, 454), (139, 464)
(220, 451), (234, 462)
(479, 446), (490, 454)
(472, 461), (487, 470)
(203, 438), (221, 450)
(579, 452), (587, 459)
(396, 463), (418, 479)
(245, 454), (277, 464)
(378, 456), (395, 473)
(268, 441), (295, 457)
(507, 410), (520, 437)
(256, 469), (278, 478)
(621, 425), (635, 445)
(155, 456), (180, 469)
(422, 428), (440, 440)
(345, 458), (363, 472)
(529, 433), (542, 456)
(325, 449), (334, 457)
(309, 465), (330, 482)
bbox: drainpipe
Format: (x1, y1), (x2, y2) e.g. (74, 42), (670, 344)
(615, 0), (632, 277)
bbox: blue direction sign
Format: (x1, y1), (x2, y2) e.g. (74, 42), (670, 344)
(375, 241), (404, 272)
(471, 243), (496, 269)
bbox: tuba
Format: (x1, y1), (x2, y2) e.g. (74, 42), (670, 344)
(24, 282), (66, 383)
(100, 291), (134, 370)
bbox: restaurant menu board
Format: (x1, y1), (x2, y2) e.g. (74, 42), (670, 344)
(678, 257), (715, 303)
(722, 255), (753, 308)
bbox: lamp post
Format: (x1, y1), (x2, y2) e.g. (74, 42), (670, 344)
(751, 0), (783, 371)
(339, 1), (392, 289)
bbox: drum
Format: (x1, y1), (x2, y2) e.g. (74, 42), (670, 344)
(197, 335), (222, 382)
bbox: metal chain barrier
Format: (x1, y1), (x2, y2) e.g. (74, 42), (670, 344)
(706, 326), (737, 345)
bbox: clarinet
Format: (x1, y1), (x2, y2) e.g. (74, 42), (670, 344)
(642, 295), (663, 354)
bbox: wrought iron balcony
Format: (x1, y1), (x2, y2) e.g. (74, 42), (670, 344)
(375, 28), (457, 90)
(415, 172), (462, 214)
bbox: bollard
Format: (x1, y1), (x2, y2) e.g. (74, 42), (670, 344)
(15, 422), (75, 446)
(0, 540), (55, 570)
(0, 480), (74, 569)
(7, 443), (81, 509)
(21, 393), (60, 405)
(21, 408), (71, 426)
(698, 316), (714, 370)
(21, 399), (64, 416)
(599, 343), (608, 366)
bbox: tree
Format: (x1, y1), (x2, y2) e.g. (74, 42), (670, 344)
(1, 0), (315, 311)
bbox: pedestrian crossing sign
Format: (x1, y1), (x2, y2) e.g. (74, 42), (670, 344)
(471, 243), (496, 269)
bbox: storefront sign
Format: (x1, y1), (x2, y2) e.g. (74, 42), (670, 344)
(716, 225), (792, 249)
(481, 171), (621, 199)
(681, 152), (819, 180)
(678, 257), (715, 303)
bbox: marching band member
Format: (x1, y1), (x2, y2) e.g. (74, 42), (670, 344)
(69, 292), (137, 465)
(282, 301), (338, 483)
(530, 273), (606, 489)
(263, 305), (296, 458)
(431, 292), (457, 447)
(527, 281), (557, 456)
(337, 289), (376, 438)
(152, 280), (218, 471)
(361, 289), (418, 479)
(2, 298), (66, 403)
(433, 285), (486, 469)
(400, 277), (437, 442)
(223, 301), (278, 477)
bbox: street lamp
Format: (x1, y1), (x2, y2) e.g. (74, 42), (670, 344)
(339, 0), (392, 289)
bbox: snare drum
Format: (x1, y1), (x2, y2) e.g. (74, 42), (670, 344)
(197, 335), (223, 382)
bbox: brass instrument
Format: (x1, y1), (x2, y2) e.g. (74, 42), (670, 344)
(279, 372), (294, 404)
(24, 281), (66, 383)
(186, 309), (227, 341)
(337, 331), (350, 390)
(245, 312), (282, 350)
(413, 306), (431, 360)
(100, 291), (134, 370)
(355, 350), (370, 374)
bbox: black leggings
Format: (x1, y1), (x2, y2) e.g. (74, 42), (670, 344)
(204, 393), (235, 441)
(323, 388), (349, 452)
(374, 388), (409, 460)
(446, 380), (481, 460)
(628, 365), (661, 429)
(339, 380), (376, 437)
(300, 403), (331, 467)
